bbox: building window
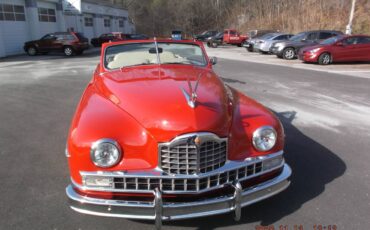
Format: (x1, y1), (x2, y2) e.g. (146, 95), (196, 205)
(84, 17), (93, 27)
(118, 19), (124, 28)
(0, 4), (25, 21)
(104, 18), (110, 27)
(38, 8), (56, 22)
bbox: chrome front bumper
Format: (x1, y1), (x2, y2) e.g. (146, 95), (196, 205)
(66, 163), (291, 227)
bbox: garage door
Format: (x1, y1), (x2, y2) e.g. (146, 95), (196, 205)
(0, 0), (29, 55)
(83, 14), (94, 40)
(37, 1), (58, 36)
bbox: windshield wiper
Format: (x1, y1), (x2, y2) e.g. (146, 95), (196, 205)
(120, 63), (154, 70)
(162, 62), (192, 65)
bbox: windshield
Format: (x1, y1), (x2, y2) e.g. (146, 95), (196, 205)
(105, 42), (207, 69)
(289, 32), (306, 41)
(320, 35), (344, 45)
(262, 33), (278, 40)
(215, 32), (223, 37)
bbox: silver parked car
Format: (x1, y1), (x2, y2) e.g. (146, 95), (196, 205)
(254, 33), (294, 54)
(243, 32), (277, 52)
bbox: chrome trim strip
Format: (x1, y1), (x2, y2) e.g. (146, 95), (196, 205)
(75, 151), (284, 194)
(80, 150), (282, 178)
(65, 148), (71, 158)
(66, 164), (291, 221)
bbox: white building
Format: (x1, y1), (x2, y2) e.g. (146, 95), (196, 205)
(0, 0), (135, 57)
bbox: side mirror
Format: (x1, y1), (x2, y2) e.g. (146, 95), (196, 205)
(301, 38), (307, 42)
(209, 57), (217, 65)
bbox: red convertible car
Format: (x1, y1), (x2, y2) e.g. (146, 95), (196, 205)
(65, 39), (291, 228)
(299, 34), (370, 65)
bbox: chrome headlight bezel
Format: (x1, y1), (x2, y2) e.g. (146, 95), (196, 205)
(252, 126), (277, 152)
(90, 139), (122, 168)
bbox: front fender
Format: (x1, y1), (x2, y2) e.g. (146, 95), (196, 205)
(67, 84), (158, 185)
(228, 87), (284, 160)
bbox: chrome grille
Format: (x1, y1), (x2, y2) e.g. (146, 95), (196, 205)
(199, 141), (227, 173)
(160, 144), (198, 175)
(113, 161), (263, 192)
(159, 133), (227, 175)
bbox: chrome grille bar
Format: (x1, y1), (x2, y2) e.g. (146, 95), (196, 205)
(159, 133), (228, 175)
(111, 160), (278, 193)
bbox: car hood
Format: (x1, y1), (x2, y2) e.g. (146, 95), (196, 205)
(95, 65), (232, 141)
(25, 40), (40, 44)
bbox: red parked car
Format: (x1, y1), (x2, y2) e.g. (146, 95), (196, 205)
(223, 29), (248, 46)
(65, 39), (291, 229)
(24, 32), (89, 56)
(299, 35), (370, 65)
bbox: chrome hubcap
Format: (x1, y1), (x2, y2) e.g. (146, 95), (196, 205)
(65, 48), (72, 55)
(28, 47), (36, 55)
(323, 54), (330, 64)
(284, 49), (294, 59)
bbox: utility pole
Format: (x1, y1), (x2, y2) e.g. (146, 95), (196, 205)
(346, 0), (356, 35)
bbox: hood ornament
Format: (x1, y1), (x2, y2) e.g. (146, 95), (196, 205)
(181, 72), (203, 108)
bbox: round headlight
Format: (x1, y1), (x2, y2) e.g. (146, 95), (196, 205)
(90, 139), (121, 168)
(252, 126), (277, 152)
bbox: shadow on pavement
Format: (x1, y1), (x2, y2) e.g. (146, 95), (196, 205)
(155, 110), (347, 229)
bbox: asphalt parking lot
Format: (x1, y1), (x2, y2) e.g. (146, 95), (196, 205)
(0, 47), (369, 229)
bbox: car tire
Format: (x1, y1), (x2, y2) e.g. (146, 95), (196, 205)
(282, 47), (296, 60)
(211, 42), (218, 48)
(63, 46), (74, 56)
(247, 46), (253, 52)
(237, 44), (242, 47)
(318, 52), (331, 65)
(26, 46), (37, 56)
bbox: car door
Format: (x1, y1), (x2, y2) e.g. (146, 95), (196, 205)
(51, 34), (65, 51)
(223, 30), (229, 43)
(229, 30), (239, 44)
(37, 34), (56, 51)
(332, 37), (359, 62)
(297, 32), (317, 51)
(356, 36), (370, 61)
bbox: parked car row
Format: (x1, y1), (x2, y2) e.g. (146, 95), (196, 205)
(253, 30), (370, 64)
(200, 28), (370, 65)
(24, 31), (149, 56)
